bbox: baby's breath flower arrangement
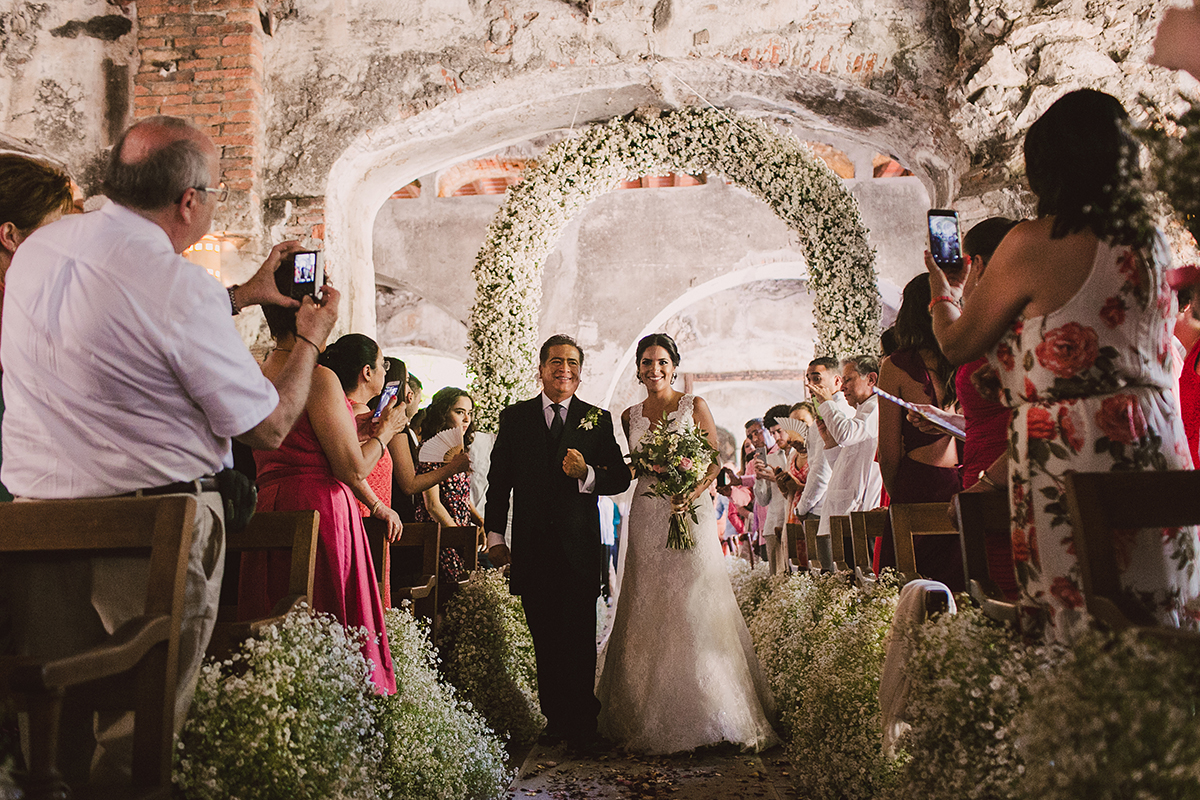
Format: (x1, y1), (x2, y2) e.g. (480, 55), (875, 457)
(376, 608), (510, 800)
(468, 106), (880, 431)
(892, 605), (1065, 800)
(174, 610), (383, 800)
(747, 570), (901, 800)
(726, 554), (775, 620)
(1016, 628), (1200, 800)
(439, 569), (544, 747)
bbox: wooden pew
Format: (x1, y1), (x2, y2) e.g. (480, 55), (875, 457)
(889, 502), (961, 586)
(803, 518), (822, 573)
(208, 510), (319, 660)
(850, 509), (887, 588)
(0, 495), (196, 799)
(1064, 470), (1200, 647)
(952, 492), (1017, 625)
(388, 522), (440, 626)
(828, 515), (851, 572)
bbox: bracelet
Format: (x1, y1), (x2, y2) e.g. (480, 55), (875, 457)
(928, 295), (960, 312)
(295, 333), (321, 353)
(228, 285), (242, 315)
(369, 499), (384, 515)
(371, 435), (385, 454)
(976, 470), (1002, 491)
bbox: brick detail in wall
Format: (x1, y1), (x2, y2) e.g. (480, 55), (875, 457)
(277, 197), (327, 246)
(133, 0), (264, 196)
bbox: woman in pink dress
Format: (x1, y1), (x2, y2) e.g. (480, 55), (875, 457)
(929, 89), (1200, 641)
(239, 276), (406, 693)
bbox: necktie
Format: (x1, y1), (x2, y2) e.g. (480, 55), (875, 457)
(549, 402), (564, 440)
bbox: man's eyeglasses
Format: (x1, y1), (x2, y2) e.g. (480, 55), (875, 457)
(195, 183), (228, 203)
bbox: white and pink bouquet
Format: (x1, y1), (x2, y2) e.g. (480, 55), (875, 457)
(629, 415), (717, 549)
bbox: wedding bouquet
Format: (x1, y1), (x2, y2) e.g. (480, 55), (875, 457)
(628, 414), (717, 549)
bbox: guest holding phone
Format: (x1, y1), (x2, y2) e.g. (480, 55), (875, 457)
(238, 269), (404, 693)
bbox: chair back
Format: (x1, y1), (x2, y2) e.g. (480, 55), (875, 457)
(953, 491), (1017, 625)
(389, 522), (440, 613)
(803, 518), (822, 573)
(1064, 470), (1200, 635)
(785, 521), (807, 570)
(440, 525), (480, 574)
(850, 509), (887, 588)
(889, 502), (960, 585)
(828, 516), (851, 572)
(210, 510), (319, 658)
(0, 495), (197, 794)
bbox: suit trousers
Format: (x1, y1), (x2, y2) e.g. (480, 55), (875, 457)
(521, 575), (601, 739)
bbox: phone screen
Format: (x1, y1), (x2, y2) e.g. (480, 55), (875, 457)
(288, 251), (324, 300)
(927, 210), (964, 274)
(373, 381), (401, 420)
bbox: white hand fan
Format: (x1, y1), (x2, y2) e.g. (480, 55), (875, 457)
(419, 427), (464, 463)
(776, 417), (808, 434)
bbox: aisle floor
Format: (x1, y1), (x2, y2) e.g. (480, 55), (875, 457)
(507, 740), (798, 799)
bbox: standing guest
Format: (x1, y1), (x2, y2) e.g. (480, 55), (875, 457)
(810, 355), (884, 568)
(793, 359), (849, 524)
(1, 116), (337, 780)
(1173, 278), (1200, 467)
(741, 418), (773, 561)
(0, 154), (75, 502)
(929, 89), (1200, 640)
(415, 387), (484, 528)
(239, 267), (404, 694)
(391, 373), (425, 522)
(875, 275), (964, 590)
(755, 404), (797, 574)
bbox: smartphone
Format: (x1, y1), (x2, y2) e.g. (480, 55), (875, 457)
(286, 250), (324, 301)
(373, 381), (401, 420)
(927, 209), (964, 274)
(754, 445), (768, 465)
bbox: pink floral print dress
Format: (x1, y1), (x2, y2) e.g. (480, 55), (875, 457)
(986, 234), (1199, 641)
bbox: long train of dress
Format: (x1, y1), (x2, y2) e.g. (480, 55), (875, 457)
(595, 395), (778, 753)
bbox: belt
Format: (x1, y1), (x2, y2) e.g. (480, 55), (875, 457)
(119, 476), (220, 497)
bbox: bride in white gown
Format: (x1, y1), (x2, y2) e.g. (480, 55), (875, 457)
(596, 333), (779, 754)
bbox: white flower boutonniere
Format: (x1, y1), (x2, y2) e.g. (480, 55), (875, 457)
(578, 408), (603, 430)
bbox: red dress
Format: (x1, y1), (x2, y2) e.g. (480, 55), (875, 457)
(1180, 338), (1200, 468)
(238, 401), (396, 694)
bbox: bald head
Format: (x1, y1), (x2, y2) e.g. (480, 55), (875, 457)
(103, 116), (216, 211)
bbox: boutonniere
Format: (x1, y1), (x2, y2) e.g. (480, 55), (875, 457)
(578, 408), (603, 430)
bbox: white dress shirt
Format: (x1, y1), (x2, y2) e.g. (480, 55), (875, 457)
(818, 393), (883, 537)
(794, 391), (853, 517)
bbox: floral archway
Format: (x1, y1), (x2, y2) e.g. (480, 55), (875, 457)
(467, 106), (880, 431)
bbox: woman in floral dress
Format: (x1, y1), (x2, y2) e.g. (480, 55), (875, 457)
(927, 89), (1199, 641)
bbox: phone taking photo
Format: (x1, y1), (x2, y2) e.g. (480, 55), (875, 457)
(927, 209), (964, 274)
(285, 250), (325, 301)
(373, 381), (401, 421)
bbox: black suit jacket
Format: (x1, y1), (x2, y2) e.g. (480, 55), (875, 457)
(485, 395), (631, 595)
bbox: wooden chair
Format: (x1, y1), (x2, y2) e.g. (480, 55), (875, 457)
(850, 509), (887, 588)
(785, 521), (807, 571)
(828, 516), (851, 572)
(0, 495), (196, 800)
(208, 510), (320, 660)
(388, 522), (439, 622)
(803, 518), (822, 573)
(440, 525), (481, 574)
(1064, 470), (1200, 645)
(889, 502), (962, 586)
(953, 492), (1017, 625)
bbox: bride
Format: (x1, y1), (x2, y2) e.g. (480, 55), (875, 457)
(596, 333), (779, 753)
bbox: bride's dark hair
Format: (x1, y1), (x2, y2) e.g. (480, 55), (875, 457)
(635, 333), (681, 366)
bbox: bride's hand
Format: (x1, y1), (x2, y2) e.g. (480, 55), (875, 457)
(670, 494), (690, 514)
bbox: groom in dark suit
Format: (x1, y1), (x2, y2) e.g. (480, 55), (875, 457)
(486, 334), (631, 747)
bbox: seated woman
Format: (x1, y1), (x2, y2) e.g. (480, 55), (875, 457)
(414, 387), (484, 530)
(238, 273), (406, 693)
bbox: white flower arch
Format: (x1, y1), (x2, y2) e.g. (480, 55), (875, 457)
(467, 106), (880, 431)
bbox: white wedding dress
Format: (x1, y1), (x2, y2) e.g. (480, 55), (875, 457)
(596, 394), (779, 753)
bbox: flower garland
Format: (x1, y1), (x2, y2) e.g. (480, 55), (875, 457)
(467, 106), (881, 431)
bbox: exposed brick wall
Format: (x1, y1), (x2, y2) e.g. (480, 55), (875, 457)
(132, 0), (266, 233)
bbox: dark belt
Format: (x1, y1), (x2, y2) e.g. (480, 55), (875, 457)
(119, 476), (220, 497)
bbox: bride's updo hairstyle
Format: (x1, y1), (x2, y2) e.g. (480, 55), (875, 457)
(1023, 88), (1151, 248)
(635, 333), (681, 367)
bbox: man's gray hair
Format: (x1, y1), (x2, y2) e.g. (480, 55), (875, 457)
(102, 116), (212, 210)
(842, 354), (881, 376)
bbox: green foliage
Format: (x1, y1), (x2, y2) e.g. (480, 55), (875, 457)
(439, 569), (544, 747)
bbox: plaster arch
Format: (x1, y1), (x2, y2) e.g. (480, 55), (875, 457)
(323, 59), (966, 335)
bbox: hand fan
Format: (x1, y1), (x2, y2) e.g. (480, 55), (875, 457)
(419, 427), (464, 463)
(775, 417), (808, 434)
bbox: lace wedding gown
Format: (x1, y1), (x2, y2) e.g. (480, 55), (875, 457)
(596, 394), (779, 753)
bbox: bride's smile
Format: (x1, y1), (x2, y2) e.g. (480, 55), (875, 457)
(638, 346), (676, 393)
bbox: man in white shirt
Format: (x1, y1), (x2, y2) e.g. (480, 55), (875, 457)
(810, 355), (884, 571)
(793, 357), (850, 524)
(1, 115), (338, 780)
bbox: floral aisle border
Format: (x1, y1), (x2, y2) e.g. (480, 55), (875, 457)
(467, 106), (881, 431)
